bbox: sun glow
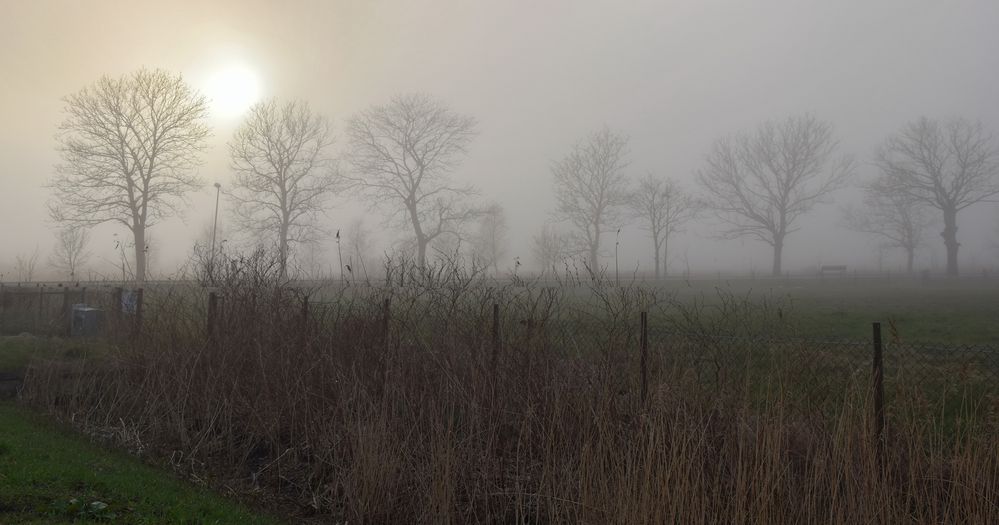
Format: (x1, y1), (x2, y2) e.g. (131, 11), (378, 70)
(204, 64), (261, 118)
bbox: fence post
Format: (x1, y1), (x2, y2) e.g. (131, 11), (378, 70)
(207, 291), (218, 348)
(111, 287), (123, 336)
(640, 311), (649, 404)
(63, 287), (72, 336)
(0, 283), (5, 334)
(491, 303), (500, 372)
(872, 322), (885, 455)
(37, 286), (44, 333)
(133, 288), (144, 339)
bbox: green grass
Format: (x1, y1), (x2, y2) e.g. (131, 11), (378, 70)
(662, 277), (999, 344)
(0, 403), (281, 524)
(0, 335), (108, 375)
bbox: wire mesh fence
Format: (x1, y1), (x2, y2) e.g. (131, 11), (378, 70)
(3, 282), (997, 416)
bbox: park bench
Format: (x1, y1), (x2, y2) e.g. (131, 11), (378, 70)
(819, 265), (847, 277)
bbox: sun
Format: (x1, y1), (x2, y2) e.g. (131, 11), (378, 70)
(204, 64), (261, 118)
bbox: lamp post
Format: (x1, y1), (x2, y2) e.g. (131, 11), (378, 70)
(210, 182), (221, 282)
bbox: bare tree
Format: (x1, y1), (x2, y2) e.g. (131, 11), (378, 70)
(843, 179), (933, 273)
(228, 99), (338, 278)
(532, 224), (572, 274)
(874, 117), (999, 276)
(345, 93), (479, 267)
(227, 100), (337, 277)
(49, 227), (91, 280)
(15, 247), (40, 282)
(629, 173), (698, 278)
(697, 114), (853, 276)
(552, 127), (631, 271)
(471, 203), (508, 274)
(49, 68), (210, 282)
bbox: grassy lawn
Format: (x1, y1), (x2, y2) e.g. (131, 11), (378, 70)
(662, 278), (999, 343)
(0, 403), (281, 524)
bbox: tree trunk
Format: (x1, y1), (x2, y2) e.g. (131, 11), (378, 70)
(133, 226), (146, 282)
(417, 237), (428, 268)
(941, 207), (960, 277)
(662, 234), (669, 278)
(278, 222), (290, 279)
(771, 237), (783, 277)
(653, 238), (661, 280)
(905, 248), (915, 274)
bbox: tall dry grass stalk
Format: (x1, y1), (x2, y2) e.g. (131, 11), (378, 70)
(21, 249), (999, 523)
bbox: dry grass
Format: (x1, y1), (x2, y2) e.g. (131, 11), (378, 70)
(20, 250), (999, 523)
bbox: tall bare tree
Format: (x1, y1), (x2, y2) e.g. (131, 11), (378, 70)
(843, 179), (933, 273)
(697, 114), (853, 276)
(228, 99), (337, 278)
(552, 127), (630, 271)
(471, 203), (508, 274)
(532, 224), (572, 274)
(49, 227), (91, 281)
(874, 117), (999, 276)
(49, 68), (210, 282)
(629, 173), (698, 279)
(345, 93), (479, 267)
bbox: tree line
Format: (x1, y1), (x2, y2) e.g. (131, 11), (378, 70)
(41, 68), (999, 282)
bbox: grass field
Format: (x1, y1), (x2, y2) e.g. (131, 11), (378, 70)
(0, 403), (280, 524)
(656, 276), (999, 343)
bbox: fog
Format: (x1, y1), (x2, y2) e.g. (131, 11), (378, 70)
(2, 0), (999, 280)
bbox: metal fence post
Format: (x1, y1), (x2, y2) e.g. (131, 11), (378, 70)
(872, 322), (885, 454)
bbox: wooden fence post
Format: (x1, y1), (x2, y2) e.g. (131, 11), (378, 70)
(872, 322), (885, 455)
(133, 288), (144, 339)
(62, 287), (72, 336)
(111, 287), (123, 337)
(640, 311), (649, 404)
(37, 286), (44, 334)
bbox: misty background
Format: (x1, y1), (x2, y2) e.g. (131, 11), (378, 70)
(3, 0), (999, 280)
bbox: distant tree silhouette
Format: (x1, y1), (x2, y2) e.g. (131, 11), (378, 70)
(49, 227), (91, 281)
(551, 127), (630, 272)
(843, 179), (932, 273)
(345, 94), (478, 267)
(875, 117), (999, 276)
(228, 99), (338, 278)
(628, 174), (697, 279)
(698, 114), (853, 276)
